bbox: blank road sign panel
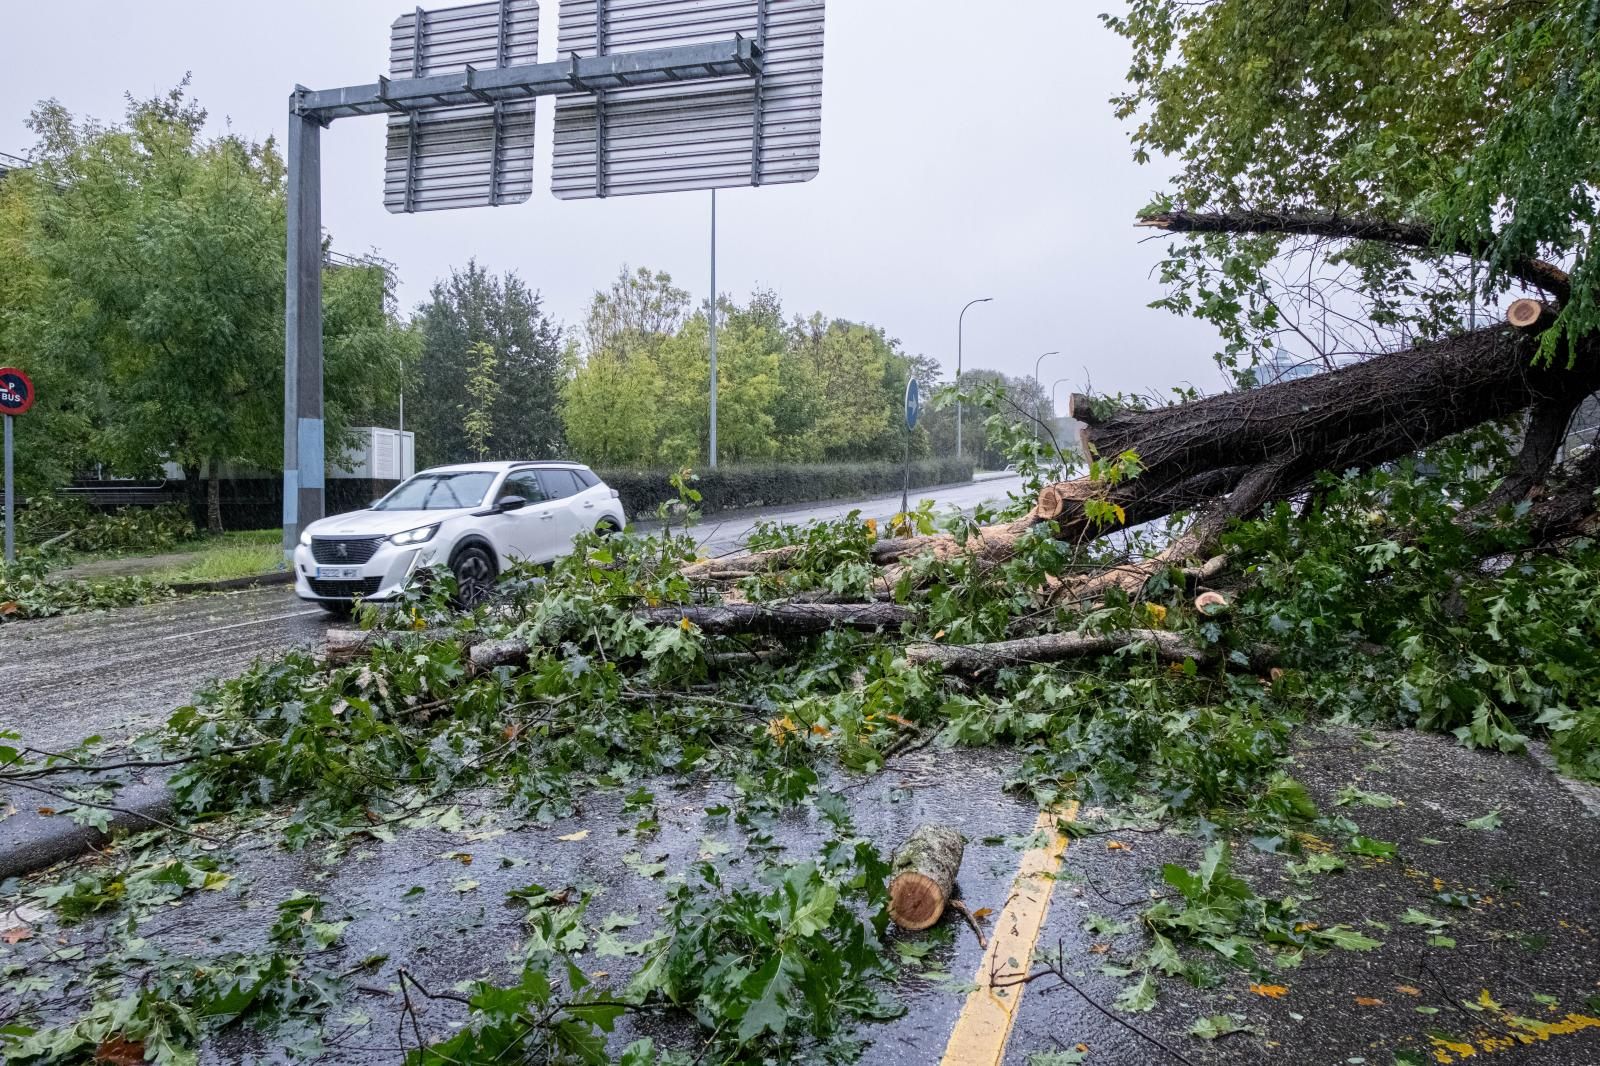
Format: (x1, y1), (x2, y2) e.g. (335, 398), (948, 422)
(552, 0), (824, 199)
(385, 0), (541, 212)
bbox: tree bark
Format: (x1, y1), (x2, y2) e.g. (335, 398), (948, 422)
(181, 463), (205, 532)
(907, 628), (1274, 674)
(458, 602), (912, 672)
(888, 824), (965, 931)
(205, 460), (224, 536)
(637, 602), (910, 635)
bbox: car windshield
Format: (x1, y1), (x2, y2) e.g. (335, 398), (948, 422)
(372, 472), (495, 512)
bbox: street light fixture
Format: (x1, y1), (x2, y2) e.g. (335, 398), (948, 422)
(956, 297), (993, 460)
(1051, 377), (1074, 439)
(1033, 351), (1060, 437)
(1034, 351), (1060, 384)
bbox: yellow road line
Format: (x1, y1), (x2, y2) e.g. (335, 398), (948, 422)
(940, 802), (1078, 1066)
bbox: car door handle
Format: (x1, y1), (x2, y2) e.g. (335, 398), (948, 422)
(539, 513), (555, 521)
(582, 501), (595, 509)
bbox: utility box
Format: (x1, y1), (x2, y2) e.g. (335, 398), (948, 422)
(334, 427), (415, 481)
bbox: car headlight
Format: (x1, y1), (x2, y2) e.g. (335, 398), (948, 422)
(390, 524), (439, 546)
(299, 530), (312, 547)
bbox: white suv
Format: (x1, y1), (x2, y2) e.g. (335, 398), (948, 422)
(293, 461), (626, 613)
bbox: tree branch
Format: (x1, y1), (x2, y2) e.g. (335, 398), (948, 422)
(1137, 210), (1572, 305)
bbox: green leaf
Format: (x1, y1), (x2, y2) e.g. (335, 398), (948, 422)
(1286, 853), (1346, 879)
(737, 953), (796, 1043)
(1336, 786), (1401, 809)
(1400, 908), (1448, 931)
(1115, 972), (1159, 1013)
(1085, 913), (1133, 937)
(788, 879), (839, 938)
(1463, 810), (1503, 831)
(1313, 925), (1382, 951)
(1188, 1013), (1255, 1040)
(1346, 836), (1399, 859)
(1027, 1051), (1088, 1065)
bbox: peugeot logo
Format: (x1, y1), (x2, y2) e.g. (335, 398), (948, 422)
(336, 543), (349, 560)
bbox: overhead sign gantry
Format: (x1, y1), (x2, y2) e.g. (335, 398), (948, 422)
(283, 0), (825, 554)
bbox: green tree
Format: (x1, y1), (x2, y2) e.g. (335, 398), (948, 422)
(562, 267), (691, 467)
(407, 261), (563, 469)
(561, 342), (660, 467)
(1104, 0), (1600, 368)
(561, 270), (939, 470)
(782, 315), (912, 462)
(7, 86), (406, 530)
(463, 341), (498, 461)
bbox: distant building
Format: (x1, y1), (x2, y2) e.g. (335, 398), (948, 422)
(1256, 352), (1321, 386)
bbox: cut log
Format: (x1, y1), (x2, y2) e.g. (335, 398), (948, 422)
(1035, 483), (1069, 520)
(1067, 393), (1105, 427)
(908, 628), (1276, 674)
(1506, 298), (1556, 333)
(909, 628), (1207, 671)
(888, 824), (965, 931)
(682, 545), (805, 581)
(464, 601), (910, 672)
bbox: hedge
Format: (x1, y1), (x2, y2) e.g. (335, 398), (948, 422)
(598, 458), (976, 521)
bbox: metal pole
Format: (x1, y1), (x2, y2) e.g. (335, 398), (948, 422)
(708, 188), (718, 469)
(283, 96), (325, 560)
(900, 423), (911, 517)
(955, 297), (992, 461)
(1033, 350), (1059, 437)
(3, 415), (12, 564)
(1051, 377), (1071, 440)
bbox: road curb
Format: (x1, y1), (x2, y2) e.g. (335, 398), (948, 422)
(0, 780), (174, 882)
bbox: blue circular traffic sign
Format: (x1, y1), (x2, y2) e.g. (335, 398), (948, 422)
(904, 377), (921, 430)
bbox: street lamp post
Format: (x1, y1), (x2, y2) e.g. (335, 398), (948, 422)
(1033, 351), (1060, 436)
(1050, 377), (1074, 441)
(955, 297), (993, 461)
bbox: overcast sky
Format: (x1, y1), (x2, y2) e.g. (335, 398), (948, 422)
(1, 1), (1222, 399)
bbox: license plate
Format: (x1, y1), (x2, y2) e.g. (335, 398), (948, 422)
(315, 566), (363, 580)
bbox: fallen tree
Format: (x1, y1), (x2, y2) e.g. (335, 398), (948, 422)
(690, 212), (1597, 603)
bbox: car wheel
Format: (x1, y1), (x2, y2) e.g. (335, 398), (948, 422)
(595, 518), (619, 537)
(451, 544), (498, 608)
(317, 600), (353, 619)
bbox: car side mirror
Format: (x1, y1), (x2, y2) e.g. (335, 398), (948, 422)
(496, 495), (528, 513)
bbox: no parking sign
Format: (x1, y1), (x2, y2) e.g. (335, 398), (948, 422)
(0, 367), (33, 415)
(2, 366), (36, 562)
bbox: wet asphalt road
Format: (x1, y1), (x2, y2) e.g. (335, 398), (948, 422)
(8, 467), (1600, 1063)
(10, 724), (1599, 1064)
(0, 477), (1026, 754)
(1, 586), (328, 753)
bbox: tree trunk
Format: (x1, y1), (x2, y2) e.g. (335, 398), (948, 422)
(636, 602), (910, 635)
(181, 463), (205, 532)
(205, 460), (224, 536)
(906, 628), (1249, 673)
(888, 824), (965, 931)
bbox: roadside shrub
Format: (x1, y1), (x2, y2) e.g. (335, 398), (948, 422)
(18, 496), (196, 554)
(599, 458), (975, 520)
